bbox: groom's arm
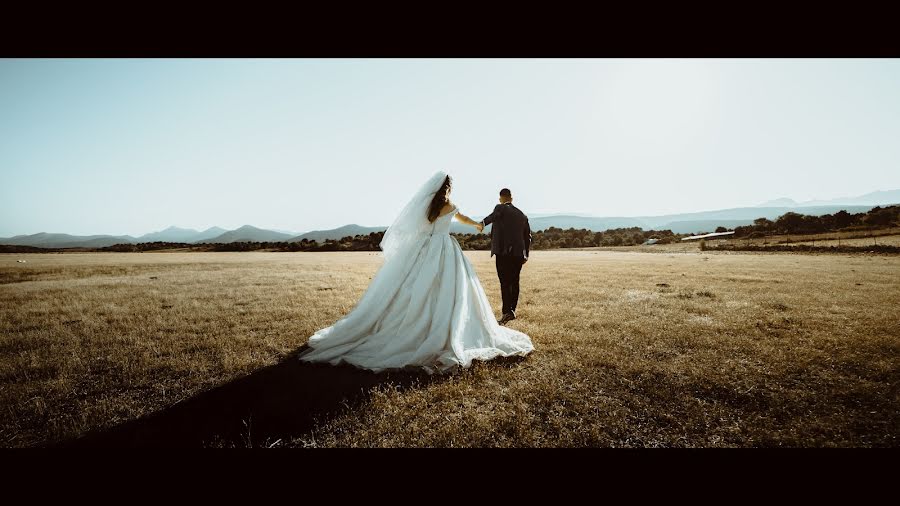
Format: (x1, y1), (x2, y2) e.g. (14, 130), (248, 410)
(523, 217), (531, 261)
(480, 204), (504, 228)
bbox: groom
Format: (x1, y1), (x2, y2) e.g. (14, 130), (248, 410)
(478, 188), (531, 325)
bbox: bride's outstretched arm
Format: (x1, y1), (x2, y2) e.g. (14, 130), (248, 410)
(454, 210), (483, 231)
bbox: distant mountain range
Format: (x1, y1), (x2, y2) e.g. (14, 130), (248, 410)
(524, 204), (882, 235)
(756, 189), (900, 208)
(3, 189), (897, 249)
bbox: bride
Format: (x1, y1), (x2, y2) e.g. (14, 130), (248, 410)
(298, 170), (535, 374)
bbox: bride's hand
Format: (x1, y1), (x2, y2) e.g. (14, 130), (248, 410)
(475, 223), (484, 233)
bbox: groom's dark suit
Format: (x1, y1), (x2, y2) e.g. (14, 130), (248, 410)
(481, 202), (531, 316)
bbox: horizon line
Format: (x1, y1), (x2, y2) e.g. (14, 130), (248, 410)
(3, 200), (898, 239)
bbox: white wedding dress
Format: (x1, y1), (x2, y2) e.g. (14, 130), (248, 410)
(298, 191), (534, 374)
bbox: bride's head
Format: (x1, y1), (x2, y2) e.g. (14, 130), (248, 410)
(426, 175), (452, 222)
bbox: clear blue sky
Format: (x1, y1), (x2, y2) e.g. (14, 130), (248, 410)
(2, 58), (899, 237)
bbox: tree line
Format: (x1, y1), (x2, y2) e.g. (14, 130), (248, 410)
(85, 227), (686, 253)
(732, 205), (900, 238)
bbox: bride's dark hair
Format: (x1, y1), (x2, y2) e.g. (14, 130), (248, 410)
(426, 175), (452, 223)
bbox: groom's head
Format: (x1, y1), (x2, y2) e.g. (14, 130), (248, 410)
(499, 188), (512, 204)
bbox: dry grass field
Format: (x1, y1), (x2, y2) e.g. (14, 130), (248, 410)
(780, 235), (900, 248)
(719, 228), (900, 249)
(1, 249), (897, 447)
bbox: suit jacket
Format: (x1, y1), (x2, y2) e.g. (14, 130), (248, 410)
(481, 202), (531, 259)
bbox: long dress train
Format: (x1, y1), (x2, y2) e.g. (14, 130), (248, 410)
(298, 204), (534, 374)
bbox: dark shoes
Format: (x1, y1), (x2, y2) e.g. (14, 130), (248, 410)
(498, 311), (517, 326)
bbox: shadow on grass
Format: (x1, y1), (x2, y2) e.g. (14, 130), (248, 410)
(53, 345), (446, 448)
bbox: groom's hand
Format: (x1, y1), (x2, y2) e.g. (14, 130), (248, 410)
(475, 223), (484, 233)
(522, 257), (528, 265)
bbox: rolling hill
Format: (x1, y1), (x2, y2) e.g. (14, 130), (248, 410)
(0, 232), (138, 249)
(136, 226), (227, 243)
(196, 225), (295, 244)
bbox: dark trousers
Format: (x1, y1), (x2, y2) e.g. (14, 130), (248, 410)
(495, 254), (524, 315)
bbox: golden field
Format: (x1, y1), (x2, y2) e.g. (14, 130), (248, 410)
(720, 229), (900, 248)
(0, 249), (897, 447)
